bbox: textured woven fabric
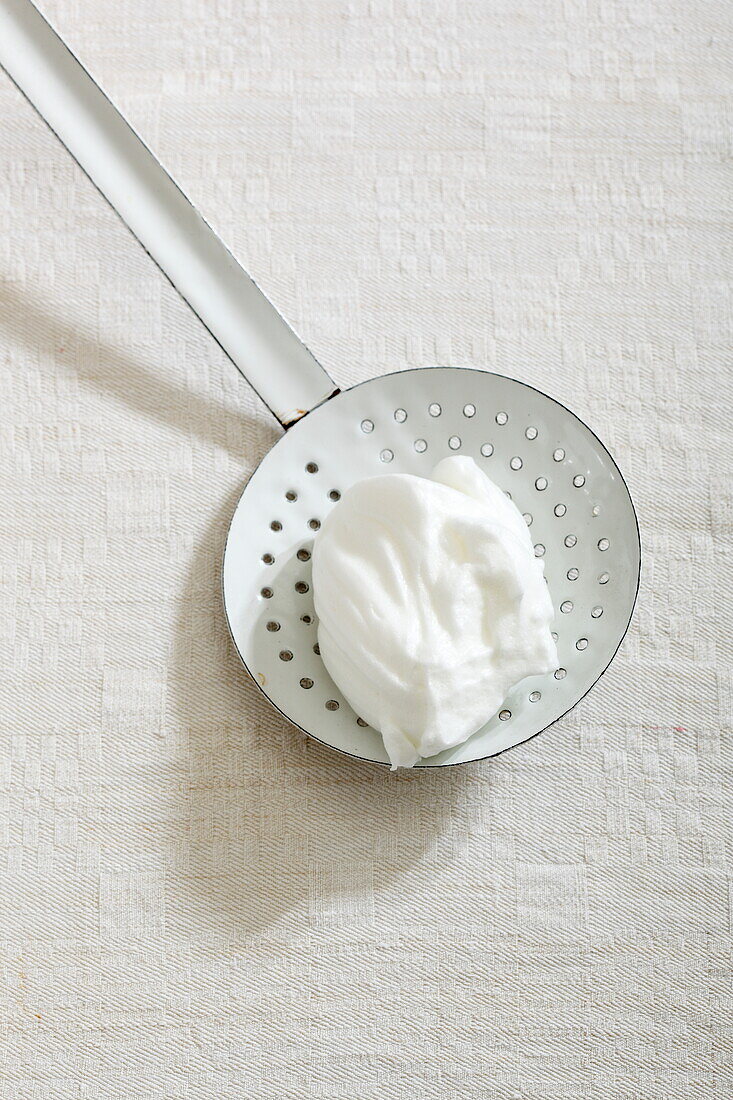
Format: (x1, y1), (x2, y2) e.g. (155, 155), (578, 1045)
(1, 0), (731, 1096)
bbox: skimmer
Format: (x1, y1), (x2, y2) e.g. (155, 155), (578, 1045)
(0, 0), (641, 767)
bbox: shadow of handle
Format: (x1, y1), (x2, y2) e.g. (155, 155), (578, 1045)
(0, 279), (281, 462)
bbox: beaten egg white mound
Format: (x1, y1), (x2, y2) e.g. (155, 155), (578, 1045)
(312, 456), (557, 768)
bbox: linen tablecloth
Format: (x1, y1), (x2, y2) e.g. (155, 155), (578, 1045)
(1, 1), (731, 1095)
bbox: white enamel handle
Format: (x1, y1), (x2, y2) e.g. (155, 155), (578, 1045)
(0, 0), (339, 427)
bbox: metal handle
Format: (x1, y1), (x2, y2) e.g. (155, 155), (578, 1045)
(0, 0), (339, 428)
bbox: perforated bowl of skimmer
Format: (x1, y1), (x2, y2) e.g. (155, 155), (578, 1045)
(223, 367), (640, 767)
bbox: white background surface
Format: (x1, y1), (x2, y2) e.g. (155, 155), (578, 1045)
(1, 1), (731, 1096)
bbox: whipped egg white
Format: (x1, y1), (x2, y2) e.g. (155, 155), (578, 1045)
(312, 456), (557, 768)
